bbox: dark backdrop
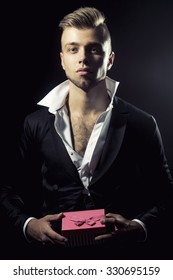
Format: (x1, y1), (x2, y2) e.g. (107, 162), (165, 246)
(1, 0), (173, 206)
(1, 0), (173, 175)
(0, 0), (173, 260)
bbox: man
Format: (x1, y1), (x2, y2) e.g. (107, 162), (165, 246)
(1, 7), (173, 259)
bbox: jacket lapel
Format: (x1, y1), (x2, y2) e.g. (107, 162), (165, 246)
(48, 97), (129, 185)
(91, 97), (129, 184)
(48, 116), (82, 183)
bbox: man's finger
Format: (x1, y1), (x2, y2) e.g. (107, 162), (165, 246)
(47, 227), (68, 244)
(45, 213), (65, 222)
(95, 232), (116, 241)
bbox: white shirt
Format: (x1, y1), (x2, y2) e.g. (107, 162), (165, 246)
(41, 76), (119, 194)
(23, 76), (147, 240)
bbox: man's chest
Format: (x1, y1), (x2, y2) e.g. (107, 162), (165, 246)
(70, 115), (98, 157)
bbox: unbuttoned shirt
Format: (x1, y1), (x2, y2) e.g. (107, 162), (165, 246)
(42, 76), (119, 194)
(23, 76), (147, 240)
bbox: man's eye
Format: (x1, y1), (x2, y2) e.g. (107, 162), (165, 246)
(90, 47), (102, 54)
(68, 47), (78, 53)
(91, 48), (98, 53)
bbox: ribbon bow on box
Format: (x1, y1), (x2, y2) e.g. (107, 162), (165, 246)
(70, 215), (105, 226)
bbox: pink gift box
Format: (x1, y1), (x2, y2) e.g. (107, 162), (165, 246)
(62, 209), (106, 247)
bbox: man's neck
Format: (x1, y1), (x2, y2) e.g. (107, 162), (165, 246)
(68, 80), (110, 116)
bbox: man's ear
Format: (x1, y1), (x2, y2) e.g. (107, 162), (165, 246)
(107, 51), (115, 70)
(60, 52), (65, 70)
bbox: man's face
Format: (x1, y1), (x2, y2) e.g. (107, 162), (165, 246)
(60, 27), (114, 91)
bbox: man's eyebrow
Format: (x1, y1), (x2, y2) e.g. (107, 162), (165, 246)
(64, 42), (79, 47)
(64, 42), (102, 47)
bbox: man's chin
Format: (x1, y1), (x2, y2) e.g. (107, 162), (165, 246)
(69, 77), (95, 91)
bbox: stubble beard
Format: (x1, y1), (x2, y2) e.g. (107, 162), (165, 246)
(67, 76), (97, 92)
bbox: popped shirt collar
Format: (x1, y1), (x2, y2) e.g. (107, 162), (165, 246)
(37, 76), (119, 114)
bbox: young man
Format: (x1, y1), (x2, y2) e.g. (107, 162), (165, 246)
(1, 7), (173, 259)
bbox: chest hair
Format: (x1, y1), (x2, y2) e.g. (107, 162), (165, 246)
(70, 114), (99, 157)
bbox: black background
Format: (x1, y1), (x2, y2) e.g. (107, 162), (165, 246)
(1, 0), (173, 260)
(1, 0), (173, 182)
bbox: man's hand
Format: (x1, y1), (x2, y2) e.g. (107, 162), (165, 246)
(26, 213), (67, 245)
(95, 213), (146, 242)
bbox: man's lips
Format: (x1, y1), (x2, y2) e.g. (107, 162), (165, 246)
(76, 68), (92, 73)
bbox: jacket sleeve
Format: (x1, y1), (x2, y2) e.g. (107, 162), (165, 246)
(135, 117), (173, 238)
(0, 113), (43, 239)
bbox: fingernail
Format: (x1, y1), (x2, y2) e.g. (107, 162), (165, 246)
(59, 212), (65, 217)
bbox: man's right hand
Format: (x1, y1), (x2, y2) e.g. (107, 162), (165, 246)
(26, 213), (67, 245)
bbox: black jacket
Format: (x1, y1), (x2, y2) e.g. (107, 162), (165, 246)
(1, 96), (173, 258)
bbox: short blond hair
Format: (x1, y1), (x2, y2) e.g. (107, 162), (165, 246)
(59, 7), (112, 51)
(59, 7), (106, 30)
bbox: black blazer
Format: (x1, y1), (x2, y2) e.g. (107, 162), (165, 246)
(1, 96), (173, 242)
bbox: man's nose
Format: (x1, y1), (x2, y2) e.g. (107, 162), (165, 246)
(78, 48), (89, 64)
